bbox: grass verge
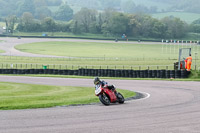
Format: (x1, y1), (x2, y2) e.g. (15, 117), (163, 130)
(0, 49), (5, 53)
(1, 71), (200, 81)
(0, 82), (136, 110)
(12, 41), (200, 70)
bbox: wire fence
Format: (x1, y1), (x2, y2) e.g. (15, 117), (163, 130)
(0, 63), (175, 70)
(0, 55), (179, 61)
(0, 55), (199, 70)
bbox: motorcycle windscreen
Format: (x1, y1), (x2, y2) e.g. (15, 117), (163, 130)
(95, 84), (102, 95)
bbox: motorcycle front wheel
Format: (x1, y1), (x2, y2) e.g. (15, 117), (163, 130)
(99, 94), (110, 106)
(117, 92), (125, 104)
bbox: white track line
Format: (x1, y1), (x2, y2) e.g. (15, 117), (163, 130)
(137, 91), (151, 101)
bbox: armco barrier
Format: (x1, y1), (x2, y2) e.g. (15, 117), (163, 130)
(0, 69), (190, 78)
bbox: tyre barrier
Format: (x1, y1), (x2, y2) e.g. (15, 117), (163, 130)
(0, 69), (190, 78)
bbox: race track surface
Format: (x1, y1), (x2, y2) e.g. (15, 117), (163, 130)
(0, 37), (163, 57)
(0, 38), (200, 133)
(0, 76), (199, 133)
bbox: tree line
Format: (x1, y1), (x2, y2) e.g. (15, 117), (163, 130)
(0, 0), (63, 18)
(3, 8), (193, 39)
(2, 0), (200, 18)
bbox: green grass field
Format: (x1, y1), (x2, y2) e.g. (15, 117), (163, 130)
(152, 12), (200, 24)
(16, 41), (169, 58)
(0, 82), (136, 110)
(11, 41), (200, 70)
(15, 41), (193, 59)
(134, 0), (171, 11)
(0, 49), (5, 53)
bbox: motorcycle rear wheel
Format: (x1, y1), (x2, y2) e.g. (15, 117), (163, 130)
(117, 93), (125, 104)
(99, 94), (110, 106)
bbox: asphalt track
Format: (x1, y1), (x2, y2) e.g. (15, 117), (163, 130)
(0, 37), (163, 57)
(0, 37), (200, 133)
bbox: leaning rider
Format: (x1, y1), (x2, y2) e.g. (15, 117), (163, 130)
(93, 77), (116, 91)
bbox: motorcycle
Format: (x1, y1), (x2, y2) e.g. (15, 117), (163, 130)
(95, 84), (125, 106)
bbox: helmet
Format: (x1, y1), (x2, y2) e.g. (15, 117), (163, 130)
(94, 77), (100, 85)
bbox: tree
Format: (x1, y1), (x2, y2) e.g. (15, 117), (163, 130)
(41, 17), (56, 32)
(126, 14), (141, 36)
(17, 0), (36, 16)
(35, 7), (52, 20)
(17, 12), (38, 32)
(74, 8), (97, 33)
(192, 18), (200, 24)
(0, 0), (17, 16)
(161, 16), (187, 38)
(151, 19), (166, 38)
(189, 19), (200, 33)
(70, 20), (80, 34)
(100, 9), (116, 36)
(190, 24), (200, 33)
(108, 13), (129, 35)
(54, 4), (73, 21)
(5, 15), (17, 33)
(95, 13), (103, 34)
(22, 12), (34, 25)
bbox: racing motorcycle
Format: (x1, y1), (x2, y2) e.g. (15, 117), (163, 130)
(95, 84), (125, 106)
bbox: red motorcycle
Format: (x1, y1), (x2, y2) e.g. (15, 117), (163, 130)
(95, 84), (125, 106)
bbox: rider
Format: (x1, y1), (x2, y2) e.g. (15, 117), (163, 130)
(94, 77), (116, 92)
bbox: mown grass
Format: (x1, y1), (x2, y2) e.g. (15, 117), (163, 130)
(15, 41), (168, 58)
(0, 56), (176, 70)
(15, 41), (200, 59)
(134, 0), (171, 11)
(0, 82), (136, 110)
(0, 49), (5, 53)
(152, 12), (200, 24)
(12, 41), (200, 70)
